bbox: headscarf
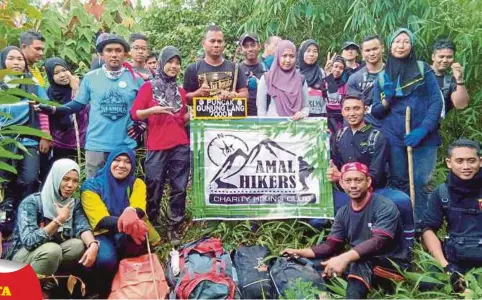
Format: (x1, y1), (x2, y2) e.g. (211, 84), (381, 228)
(385, 28), (423, 96)
(45, 57), (72, 104)
(341, 162), (369, 177)
(81, 147), (137, 217)
(332, 55), (347, 87)
(151, 46), (182, 112)
(265, 40), (304, 116)
(41, 159), (80, 232)
(298, 39), (323, 89)
(0, 46), (31, 90)
(341, 162), (372, 192)
(45, 57), (74, 131)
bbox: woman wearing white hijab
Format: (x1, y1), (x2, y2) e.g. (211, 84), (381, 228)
(5, 159), (98, 276)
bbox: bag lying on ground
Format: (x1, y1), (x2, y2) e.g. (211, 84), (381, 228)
(232, 245), (275, 299)
(109, 253), (169, 299)
(167, 237), (239, 299)
(269, 256), (325, 298)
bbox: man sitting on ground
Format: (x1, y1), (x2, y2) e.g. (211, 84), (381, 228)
(283, 162), (411, 299)
(421, 138), (482, 293)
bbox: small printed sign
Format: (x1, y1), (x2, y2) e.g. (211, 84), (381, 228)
(193, 97), (247, 119)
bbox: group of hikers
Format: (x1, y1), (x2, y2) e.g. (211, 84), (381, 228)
(0, 22), (479, 299)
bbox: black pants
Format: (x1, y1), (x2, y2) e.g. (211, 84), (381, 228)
(312, 257), (406, 299)
(145, 145), (190, 229)
(52, 147), (78, 162)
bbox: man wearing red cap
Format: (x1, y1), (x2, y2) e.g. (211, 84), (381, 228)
(283, 162), (410, 299)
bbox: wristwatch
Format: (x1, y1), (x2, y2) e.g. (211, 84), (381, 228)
(88, 240), (100, 248)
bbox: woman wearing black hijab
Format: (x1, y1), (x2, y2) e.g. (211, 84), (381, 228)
(130, 46), (190, 245)
(44, 57), (87, 162)
(371, 28), (443, 224)
(298, 39), (326, 117)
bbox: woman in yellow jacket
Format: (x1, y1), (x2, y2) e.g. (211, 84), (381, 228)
(80, 147), (160, 296)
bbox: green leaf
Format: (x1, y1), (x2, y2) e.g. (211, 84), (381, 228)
(0, 112), (12, 119)
(0, 161), (17, 174)
(5, 89), (59, 106)
(25, 5), (42, 20)
(0, 147), (23, 160)
(0, 69), (23, 80)
(62, 47), (79, 64)
(2, 125), (51, 140)
(5, 78), (37, 85)
(0, 93), (22, 104)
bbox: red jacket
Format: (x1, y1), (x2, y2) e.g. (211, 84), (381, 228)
(130, 82), (189, 151)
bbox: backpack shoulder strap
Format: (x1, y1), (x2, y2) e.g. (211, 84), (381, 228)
(443, 73), (452, 89)
(438, 183), (450, 211)
(260, 61), (268, 72)
(336, 127), (349, 142)
(417, 61), (425, 77)
(367, 128), (380, 155)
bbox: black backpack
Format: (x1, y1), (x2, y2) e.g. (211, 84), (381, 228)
(269, 256), (325, 298)
(232, 245), (275, 299)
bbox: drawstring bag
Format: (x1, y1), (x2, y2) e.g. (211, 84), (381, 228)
(108, 234), (169, 299)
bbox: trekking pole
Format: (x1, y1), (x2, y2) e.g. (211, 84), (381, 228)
(73, 115), (81, 167)
(231, 44), (240, 93)
(405, 107), (415, 207)
(146, 233), (161, 300)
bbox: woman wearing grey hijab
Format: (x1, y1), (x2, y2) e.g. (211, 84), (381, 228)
(5, 159), (98, 277)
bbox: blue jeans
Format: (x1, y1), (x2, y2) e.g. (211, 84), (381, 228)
(6, 146), (40, 206)
(145, 145), (190, 228)
(388, 145), (437, 225)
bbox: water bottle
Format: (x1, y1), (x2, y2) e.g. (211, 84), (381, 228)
(170, 249), (180, 276)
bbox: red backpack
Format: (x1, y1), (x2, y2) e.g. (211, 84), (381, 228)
(167, 237), (239, 299)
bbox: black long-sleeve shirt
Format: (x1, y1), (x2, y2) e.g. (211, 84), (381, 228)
(332, 124), (388, 188)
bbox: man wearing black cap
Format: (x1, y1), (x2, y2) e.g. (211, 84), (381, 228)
(183, 25), (248, 105)
(239, 33), (266, 116)
(37, 34), (144, 178)
(341, 41), (361, 79)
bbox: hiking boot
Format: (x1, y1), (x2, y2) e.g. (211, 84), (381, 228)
(167, 230), (181, 247)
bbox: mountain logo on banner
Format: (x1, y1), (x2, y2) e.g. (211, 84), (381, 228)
(208, 137), (314, 193)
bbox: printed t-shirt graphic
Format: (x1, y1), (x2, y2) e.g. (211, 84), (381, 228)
(75, 68), (144, 152)
(183, 60), (246, 97)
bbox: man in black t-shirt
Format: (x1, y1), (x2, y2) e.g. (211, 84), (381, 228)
(347, 35), (385, 128)
(238, 33), (266, 116)
(283, 162), (410, 299)
(431, 38), (469, 113)
(183, 25), (248, 105)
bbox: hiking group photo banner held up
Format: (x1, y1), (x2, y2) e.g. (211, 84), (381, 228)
(190, 117), (333, 220)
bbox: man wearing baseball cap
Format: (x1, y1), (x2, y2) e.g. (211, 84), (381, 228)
(239, 33), (266, 116)
(282, 162), (410, 299)
(37, 34), (144, 177)
(341, 40), (362, 79)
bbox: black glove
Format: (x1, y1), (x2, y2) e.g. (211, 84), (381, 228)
(444, 264), (466, 293)
(37, 104), (55, 114)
